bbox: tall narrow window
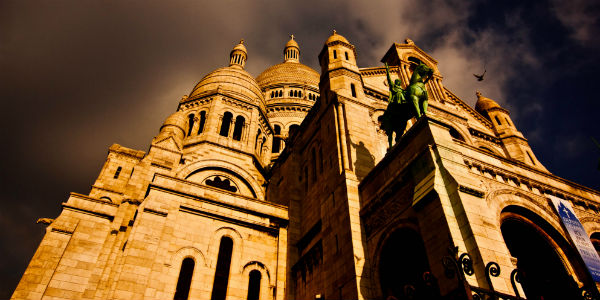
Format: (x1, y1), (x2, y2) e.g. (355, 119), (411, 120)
(174, 258), (195, 300)
(345, 51), (349, 60)
(333, 50), (337, 59)
(505, 117), (512, 127)
(247, 270), (261, 300)
(260, 137), (266, 154)
(289, 90), (293, 97)
(198, 111), (206, 134)
(272, 125), (281, 153)
(232, 116), (245, 141)
(350, 84), (357, 97)
(219, 112), (233, 137)
(278, 90), (282, 97)
(319, 148), (324, 172)
(494, 116), (502, 126)
(211, 237), (233, 300)
(312, 148), (317, 181)
(114, 166), (122, 179)
(187, 114), (195, 136)
(270, 91), (274, 98)
(527, 151), (536, 165)
(304, 166), (308, 190)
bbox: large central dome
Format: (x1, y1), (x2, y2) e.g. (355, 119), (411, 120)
(256, 62), (319, 88)
(189, 66), (264, 105)
(187, 40), (266, 111)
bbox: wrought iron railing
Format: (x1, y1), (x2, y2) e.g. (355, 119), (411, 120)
(441, 246), (599, 300)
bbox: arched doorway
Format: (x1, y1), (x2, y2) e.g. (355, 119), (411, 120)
(501, 208), (582, 300)
(378, 228), (438, 300)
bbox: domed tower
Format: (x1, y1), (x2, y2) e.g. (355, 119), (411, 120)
(257, 35), (320, 161)
(475, 91), (546, 170)
(174, 40), (273, 199)
(318, 30), (364, 100)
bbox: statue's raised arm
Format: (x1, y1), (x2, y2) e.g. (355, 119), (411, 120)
(385, 62), (394, 90)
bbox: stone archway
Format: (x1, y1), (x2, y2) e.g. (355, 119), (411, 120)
(500, 207), (582, 300)
(378, 228), (438, 300)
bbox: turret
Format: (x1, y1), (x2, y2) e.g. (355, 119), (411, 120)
(475, 91), (546, 170)
(318, 30), (363, 100)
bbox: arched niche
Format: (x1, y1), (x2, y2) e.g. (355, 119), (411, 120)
(500, 205), (589, 299)
(176, 160), (264, 200)
(185, 167), (256, 198)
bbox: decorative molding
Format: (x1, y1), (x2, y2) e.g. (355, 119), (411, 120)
(469, 127), (502, 145)
(458, 185), (485, 198)
(143, 207), (168, 217)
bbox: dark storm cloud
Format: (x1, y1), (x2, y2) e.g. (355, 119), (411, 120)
(1, 0), (599, 297)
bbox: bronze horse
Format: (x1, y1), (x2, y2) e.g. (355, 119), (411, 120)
(380, 62), (433, 148)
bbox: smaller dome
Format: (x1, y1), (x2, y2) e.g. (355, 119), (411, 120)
(475, 91), (501, 113)
(326, 29), (349, 44)
(161, 110), (187, 132)
(232, 39), (247, 53)
(285, 35), (299, 49)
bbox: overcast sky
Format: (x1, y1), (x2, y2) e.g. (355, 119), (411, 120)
(1, 0), (599, 296)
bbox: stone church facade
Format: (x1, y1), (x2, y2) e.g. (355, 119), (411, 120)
(12, 32), (600, 300)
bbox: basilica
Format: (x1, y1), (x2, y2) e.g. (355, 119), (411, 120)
(11, 31), (600, 300)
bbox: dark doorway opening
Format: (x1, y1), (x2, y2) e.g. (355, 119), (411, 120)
(379, 228), (438, 299)
(501, 216), (580, 300)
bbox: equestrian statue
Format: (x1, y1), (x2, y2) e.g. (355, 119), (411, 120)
(380, 62), (434, 148)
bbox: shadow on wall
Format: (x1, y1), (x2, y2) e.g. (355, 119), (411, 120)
(352, 140), (375, 181)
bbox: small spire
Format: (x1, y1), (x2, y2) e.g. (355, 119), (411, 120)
(476, 91), (482, 98)
(333, 29), (337, 35)
(290, 34), (294, 40)
(239, 39), (244, 44)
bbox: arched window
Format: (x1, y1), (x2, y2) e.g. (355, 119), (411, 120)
(174, 258), (195, 300)
(270, 91), (274, 98)
(289, 124), (300, 137)
(278, 90), (282, 97)
(299, 91), (302, 98)
(114, 166), (122, 179)
(198, 111), (206, 134)
(350, 83), (357, 97)
(289, 90), (293, 97)
(272, 125), (281, 153)
(449, 128), (464, 142)
(232, 116), (245, 141)
(187, 114), (195, 136)
(333, 50), (337, 59)
(219, 112), (233, 137)
(494, 116), (502, 126)
(247, 270), (261, 300)
(211, 237), (233, 300)
(255, 129), (261, 152)
(505, 117), (512, 127)
(260, 137), (266, 154)
(345, 51), (349, 60)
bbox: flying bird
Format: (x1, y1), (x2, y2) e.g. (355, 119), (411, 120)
(473, 68), (486, 81)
